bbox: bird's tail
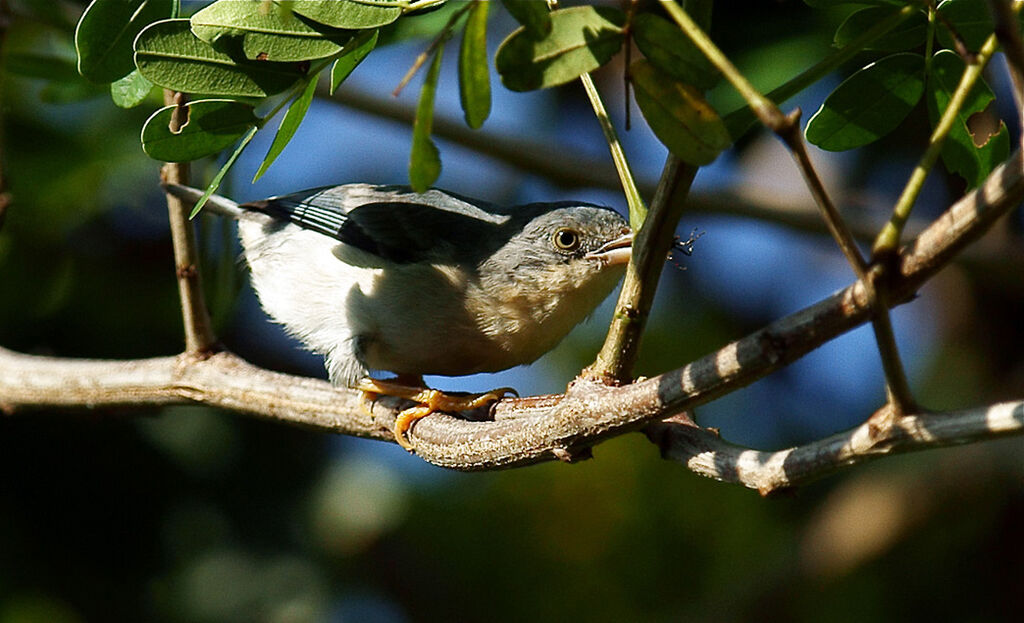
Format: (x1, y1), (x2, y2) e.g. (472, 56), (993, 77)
(161, 183), (245, 219)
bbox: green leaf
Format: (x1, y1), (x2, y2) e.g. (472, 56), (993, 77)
(495, 5), (625, 92)
(253, 73), (320, 182)
(630, 59), (730, 166)
(282, 0), (403, 30)
(500, 0), (551, 39)
(410, 45), (444, 193)
(330, 29), (379, 93)
(834, 6), (928, 52)
(191, 0), (349, 62)
(936, 0), (996, 52)
(111, 68), (154, 108)
(926, 49), (1009, 188)
(805, 52), (925, 151)
(142, 98), (259, 162)
(192, 126), (260, 218)
(75, 0), (175, 83)
(632, 12), (718, 91)
(135, 19), (307, 97)
(459, 1), (490, 129)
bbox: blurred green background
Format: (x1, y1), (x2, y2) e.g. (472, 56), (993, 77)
(2, 1), (1023, 621)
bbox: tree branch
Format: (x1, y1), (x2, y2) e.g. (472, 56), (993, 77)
(3, 150), (1021, 480)
(647, 401), (1024, 494)
(161, 91), (217, 354)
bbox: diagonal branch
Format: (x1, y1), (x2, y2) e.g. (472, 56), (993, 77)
(3, 150), (1022, 478)
(647, 401), (1024, 494)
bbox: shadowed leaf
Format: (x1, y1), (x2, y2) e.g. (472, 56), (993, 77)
(631, 59), (729, 165)
(75, 0), (175, 83)
(926, 49), (1009, 188)
(805, 52), (925, 151)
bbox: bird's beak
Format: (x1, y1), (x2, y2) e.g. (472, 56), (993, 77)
(586, 231), (633, 267)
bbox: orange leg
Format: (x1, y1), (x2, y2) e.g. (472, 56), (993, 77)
(357, 377), (516, 451)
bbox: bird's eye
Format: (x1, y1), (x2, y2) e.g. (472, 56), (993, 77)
(552, 228), (581, 252)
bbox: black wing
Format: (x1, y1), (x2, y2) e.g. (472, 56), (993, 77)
(242, 184), (512, 264)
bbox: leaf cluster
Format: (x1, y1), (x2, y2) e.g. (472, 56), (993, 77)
(53, 0), (1024, 214)
(805, 0), (1019, 188)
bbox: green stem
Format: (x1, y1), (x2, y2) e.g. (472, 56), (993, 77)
(871, 30), (1001, 258)
(579, 73), (647, 228)
(259, 57), (334, 126)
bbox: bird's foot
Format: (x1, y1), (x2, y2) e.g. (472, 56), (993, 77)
(357, 377), (517, 451)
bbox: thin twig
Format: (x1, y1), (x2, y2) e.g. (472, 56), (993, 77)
(325, 84), (1024, 274)
(392, 1), (471, 96)
(160, 90), (217, 355)
(578, 73), (647, 227)
(662, 0), (917, 411)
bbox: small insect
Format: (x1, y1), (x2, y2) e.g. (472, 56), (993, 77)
(668, 228), (705, 269)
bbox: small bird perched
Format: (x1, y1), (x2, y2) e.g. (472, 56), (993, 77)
(165, 184), (633, 450)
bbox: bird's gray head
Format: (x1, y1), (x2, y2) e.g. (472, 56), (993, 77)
(477, 202), (632, 312)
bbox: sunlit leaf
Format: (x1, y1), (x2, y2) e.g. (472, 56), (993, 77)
(75, 0), (175, 83)
(135, 19), (306, 97)
(253, 73), (320, 181)
(191, 0), (349, 62)
(495, 5), (625, 92)
(834, 6), (928, 52)
(111, 68), (154, 108)
(630, 59), (730, 165)
(330, 29), (378, 93)
(459, 1), (490, 129)
(410, 46), (444, 192)
(142, 98), (259, 162)
(500, 0), (551, 39)
(632, 12), (718, 91)
(926, 49), (1009, 188)
(282, 0), (402, 29)
(805, 53), (925, 151)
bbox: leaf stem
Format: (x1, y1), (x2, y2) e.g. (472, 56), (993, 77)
(871, 30), (1001, 259)
(393, 1), (472, 96)
(579, 73), (647, 228)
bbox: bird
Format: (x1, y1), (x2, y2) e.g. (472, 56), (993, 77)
(164, 183), (633, 450)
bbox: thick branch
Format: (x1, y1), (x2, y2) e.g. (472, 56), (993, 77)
(3, 151), (1022, 476)
(0, 350), (383, 439)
